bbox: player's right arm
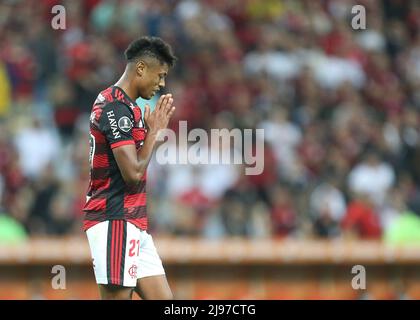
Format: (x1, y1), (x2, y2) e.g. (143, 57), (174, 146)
(103, 94), (175, 186)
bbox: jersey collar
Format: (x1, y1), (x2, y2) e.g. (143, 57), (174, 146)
(112, 85), (137, 108)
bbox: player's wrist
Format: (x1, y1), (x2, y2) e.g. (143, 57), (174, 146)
(146, 129), (163, 147)
(147, 128), (159, 138)
(148, 127), (167, 139)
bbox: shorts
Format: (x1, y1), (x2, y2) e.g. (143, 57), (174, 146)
(86, 220), (165, 287)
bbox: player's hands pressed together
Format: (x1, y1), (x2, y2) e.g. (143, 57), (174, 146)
(144, 94), (175, 135)
(111, 94), (175, 185)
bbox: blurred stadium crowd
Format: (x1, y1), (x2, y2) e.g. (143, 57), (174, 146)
(0, 0), (419, 242)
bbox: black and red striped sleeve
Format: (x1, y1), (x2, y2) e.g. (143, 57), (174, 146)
(98, 102), (135, 149)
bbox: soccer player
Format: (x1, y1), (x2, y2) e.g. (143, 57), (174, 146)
(83, 36), (176, 300)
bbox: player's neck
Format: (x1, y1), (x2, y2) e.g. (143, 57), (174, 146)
(114, 72), (138, 102)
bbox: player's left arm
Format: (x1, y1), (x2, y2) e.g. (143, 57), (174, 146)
(110, 95), (175, 186)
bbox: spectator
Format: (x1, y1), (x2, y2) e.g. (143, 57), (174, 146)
(341, 195), (382, 239)
(383, 187), (420, 244)
(269, 185), (297, 238)
(348, 149), (395, 206)
(310, 176), (346, 238)
(0, 211), (27, 244)
(14, 118), (60, 180)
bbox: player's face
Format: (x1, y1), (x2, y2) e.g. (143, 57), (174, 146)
(137, 59), (169, 100)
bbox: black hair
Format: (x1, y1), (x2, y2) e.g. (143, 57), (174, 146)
(124, 36), (177, 67)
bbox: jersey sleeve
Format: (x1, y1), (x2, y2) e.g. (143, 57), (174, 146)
(98, 102), (135, 149)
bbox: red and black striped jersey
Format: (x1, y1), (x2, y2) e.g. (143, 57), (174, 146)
(83, 85), (148, 231)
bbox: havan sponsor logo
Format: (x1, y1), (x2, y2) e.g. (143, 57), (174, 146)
(107, 110), (121, 139)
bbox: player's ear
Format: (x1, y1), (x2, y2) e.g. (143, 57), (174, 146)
(136, 60), (146, 77)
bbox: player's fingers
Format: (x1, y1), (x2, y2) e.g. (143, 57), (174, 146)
(165, 98), (174, 112)
(144, 104), (150, 121)
(157, 95), (168, 113)
(156, 94), (166, 111)
(167, 106), (176, 119)
(161, 94), (172, 111)
(165, 102), (174, 116)
(163, 95), (172, 111)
